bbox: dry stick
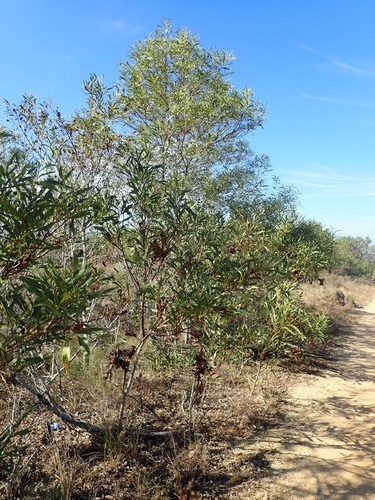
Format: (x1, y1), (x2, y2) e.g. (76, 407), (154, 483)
(118, 286), (146, 431)
(188, 377), (196, 428)
(188, 377), (203, 434)
(118, 364), (130, 433)
(247, 360), (263, 399)
(9, 373), (102, 434)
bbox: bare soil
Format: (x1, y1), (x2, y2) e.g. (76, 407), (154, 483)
(229, 298), (375, 499)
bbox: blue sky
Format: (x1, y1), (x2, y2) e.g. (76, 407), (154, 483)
(1, 0), (374, 241)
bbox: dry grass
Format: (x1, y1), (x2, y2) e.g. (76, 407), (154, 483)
(2, 273), (374, 499)
(300, 272), (375, 325)
(0, 360), (292, 499)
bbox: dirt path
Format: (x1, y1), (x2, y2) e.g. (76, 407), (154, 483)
(232, 299), (375, 499)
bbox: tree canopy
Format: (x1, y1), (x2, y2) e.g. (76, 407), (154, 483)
(114, 20), (265, 179)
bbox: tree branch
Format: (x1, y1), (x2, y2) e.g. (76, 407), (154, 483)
(8, 372), (103, 435)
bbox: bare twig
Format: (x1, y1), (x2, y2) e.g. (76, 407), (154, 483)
(247, 361), (263, 399)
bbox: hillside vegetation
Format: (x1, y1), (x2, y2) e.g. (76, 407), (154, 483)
(1, 22), (375, 498)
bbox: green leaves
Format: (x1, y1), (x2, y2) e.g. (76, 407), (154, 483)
(334, 236), (375, 278)
(0, 152), (96, 280)
(1, 255), (107, 371)
(0, 148), (109, 372)
(20, 257), (98, 316)
(277, 219), (337, 282)
(72, 20), (264, 192)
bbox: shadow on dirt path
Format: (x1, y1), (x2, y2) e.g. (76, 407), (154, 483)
(231, 299), (375, 499)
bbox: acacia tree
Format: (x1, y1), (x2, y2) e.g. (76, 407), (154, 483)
(77, 21), (297, 223)
(95, 150), (198, 430)
(60, 19), (268, 206)
(114, 20), (265, 179)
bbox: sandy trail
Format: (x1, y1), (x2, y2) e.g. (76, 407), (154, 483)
(234, 299), (375, 499)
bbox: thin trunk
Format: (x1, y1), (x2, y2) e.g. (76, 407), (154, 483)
(117, 332), (152, 432)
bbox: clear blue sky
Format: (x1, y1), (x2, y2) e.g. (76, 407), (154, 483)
(1, 0), (374, 241)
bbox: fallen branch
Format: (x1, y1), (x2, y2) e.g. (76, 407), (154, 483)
(8, 372), (103, 435)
